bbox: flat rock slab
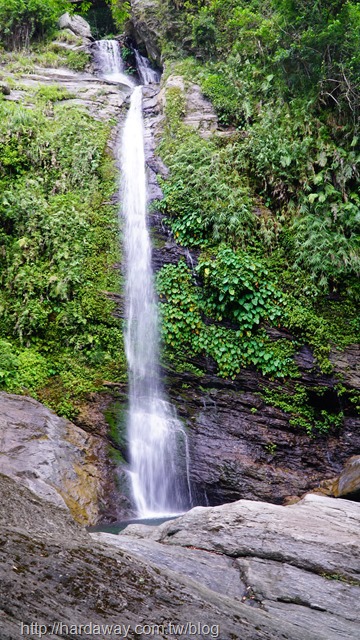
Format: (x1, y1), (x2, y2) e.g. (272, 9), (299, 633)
(113, 493), (360, 640)
(2, 66), (131, 120)
(129, 494), (360, 579)
(1, 475), (317, 640)
(91, 533), (245, 600)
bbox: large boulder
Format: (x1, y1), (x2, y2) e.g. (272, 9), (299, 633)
(0, 474), (319, 640)
(58, 12), (93, 42)
(0, 392), (115, 524)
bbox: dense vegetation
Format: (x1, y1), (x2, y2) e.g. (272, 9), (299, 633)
(0, 0), (71, 48)
(143, 0), (360, 434)
(0, 0), (359, 437)
(0, 38), (126, 416)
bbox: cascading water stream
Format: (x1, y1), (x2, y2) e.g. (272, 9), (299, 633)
(134, 50), (161, 85)
(92, 40), (134, 86)
(122, 87), (191, 519)
(93, 40), (191, 518)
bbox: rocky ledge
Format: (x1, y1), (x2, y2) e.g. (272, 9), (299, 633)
(95, 492), (360, 640)
(1, 471), (359, 640)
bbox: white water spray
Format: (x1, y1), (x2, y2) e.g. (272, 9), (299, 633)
(93, 41), (191, 517)
(134, 50), (161, 85)
(93, 40), (191, 518)
(92, 40), (134, 87)
(121, 85), (191, 517)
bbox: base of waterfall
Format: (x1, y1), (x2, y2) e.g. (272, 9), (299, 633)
(2, 472), (359, 640)
(88, 513), (180, 535)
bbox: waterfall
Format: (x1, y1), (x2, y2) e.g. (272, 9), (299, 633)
(122, 86), (190, 517)
(92, 40), (191, 518)
(92, 40), (134, 87)
(134, 50), (161, 85)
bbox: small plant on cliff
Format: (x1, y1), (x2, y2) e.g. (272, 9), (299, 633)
(262, 385), (344, 437)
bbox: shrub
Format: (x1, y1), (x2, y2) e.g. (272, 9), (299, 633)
(192, 9), (217, 57)
(0, 90), (126, 413)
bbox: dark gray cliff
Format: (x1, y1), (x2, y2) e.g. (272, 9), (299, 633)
(127, 0), (163, 64)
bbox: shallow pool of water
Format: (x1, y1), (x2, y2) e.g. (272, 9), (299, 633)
(88, 514), (179, 535)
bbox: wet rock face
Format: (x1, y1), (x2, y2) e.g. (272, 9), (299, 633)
(128, 0), (163, 65)
(166, 371), (360, 507)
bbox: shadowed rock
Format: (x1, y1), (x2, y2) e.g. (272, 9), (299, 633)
(333, 455), (360, 500)
(0, 393), (131, 524)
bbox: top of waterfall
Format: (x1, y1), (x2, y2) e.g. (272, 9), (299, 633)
(134, 50), (161, 86)
(93, 40), (134, 88)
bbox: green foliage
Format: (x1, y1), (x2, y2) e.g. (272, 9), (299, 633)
(157, 65), (359, 380)
(0, 0), (71, 49)
(162, 0), (360, 120)
(265, 442), (277, 454)
(158, 122), (255, 247)
(200, 73), (244, 126)
(198, 247), (284, 329)
(233, 100), (360, 286)
(320, 572), (360, 587)
(0, 339), (18, 386)
(157, 260), (296, 379)
(272, 0), (360, 119)
(106, 0), (130, 30)
(163, 86), (186, 126)
(53, 29), (81, 44)
(36, 84), (74, 102)
(65, 49), (90, 71)
(262, 384), (344, 436)
(192, 9), (217, 57)
(0, 89), (126, 415)
(1, 38), (90, 72)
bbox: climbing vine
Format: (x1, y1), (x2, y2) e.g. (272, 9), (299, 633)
(157, 260), (296, 379)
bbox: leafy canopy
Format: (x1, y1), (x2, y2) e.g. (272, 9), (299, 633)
(0, 0), (72, 48)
